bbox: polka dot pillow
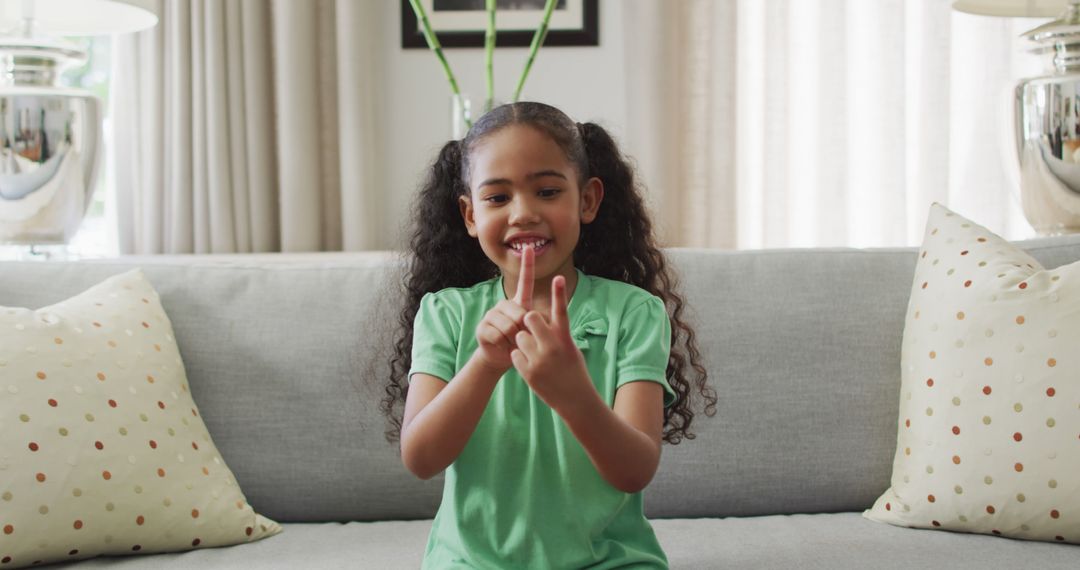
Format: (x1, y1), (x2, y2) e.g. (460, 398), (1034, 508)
(864, 203), (1078, 544)
(0, 269), (280, 567)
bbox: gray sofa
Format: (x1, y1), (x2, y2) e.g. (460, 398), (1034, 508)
(3, 239), (1080, 569)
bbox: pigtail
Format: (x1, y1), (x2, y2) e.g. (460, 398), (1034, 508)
(576, 121), (717, 445)
(383, 139), (497, 445)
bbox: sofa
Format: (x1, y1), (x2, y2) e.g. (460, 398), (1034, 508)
(2, 238), (1079, 569)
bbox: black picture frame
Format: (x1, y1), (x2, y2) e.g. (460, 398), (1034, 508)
(401, 0), (598, 49)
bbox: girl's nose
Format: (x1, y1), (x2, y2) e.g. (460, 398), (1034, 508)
(508, 198), (540, 225)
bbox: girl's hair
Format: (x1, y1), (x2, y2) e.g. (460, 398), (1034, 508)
(382, 101), (716, 446)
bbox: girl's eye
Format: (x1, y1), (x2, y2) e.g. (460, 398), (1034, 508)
(539, 188), (560, 197)
(484, 195), (508, 204)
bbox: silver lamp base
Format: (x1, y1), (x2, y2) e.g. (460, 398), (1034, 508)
(1015, 4), (1080, 236)
(0, 39), (101, 246)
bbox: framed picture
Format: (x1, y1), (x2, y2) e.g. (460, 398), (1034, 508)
(401, 0), (598, 49)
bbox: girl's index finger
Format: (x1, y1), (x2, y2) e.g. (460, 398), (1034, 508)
(514, 245), (534, 311)
(551, 275), (569, 333)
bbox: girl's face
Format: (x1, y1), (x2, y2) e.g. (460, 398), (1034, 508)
(459, 124), (603, 288)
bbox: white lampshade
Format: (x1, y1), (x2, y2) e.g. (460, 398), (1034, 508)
(0, 0), (157, 36)
(952, 0), (1068, 17)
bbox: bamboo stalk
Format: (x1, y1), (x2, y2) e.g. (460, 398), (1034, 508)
(512, 0), (557, 102)
(485, 0), (495, 113)
(408, 0), (471, 129)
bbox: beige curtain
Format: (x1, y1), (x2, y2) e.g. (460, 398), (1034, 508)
(624, 0), (1043, 250)
(112, 0), (384, 254)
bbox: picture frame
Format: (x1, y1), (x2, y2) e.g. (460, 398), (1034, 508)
(401, 0), (599, 49)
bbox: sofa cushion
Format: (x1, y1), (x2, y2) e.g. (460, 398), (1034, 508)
(35, 513), (1080, 569)
(0, 269), (280, 568)
(865, 204), (1079, 544)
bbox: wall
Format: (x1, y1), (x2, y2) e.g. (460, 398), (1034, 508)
(379, 0), (630, 251)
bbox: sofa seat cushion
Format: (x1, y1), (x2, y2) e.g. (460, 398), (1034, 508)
(39, 513), (1080, 569)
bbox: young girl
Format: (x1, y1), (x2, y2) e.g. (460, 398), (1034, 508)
(382, 102), (716, 569)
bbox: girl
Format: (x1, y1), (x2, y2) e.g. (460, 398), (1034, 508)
(382, 102), (716, 569)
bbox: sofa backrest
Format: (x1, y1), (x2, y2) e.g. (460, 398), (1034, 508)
(3, 237), (1080, 522)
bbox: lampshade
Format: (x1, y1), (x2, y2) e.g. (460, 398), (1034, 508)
(952, 0), (1067, 17)
(0, 0), (157, 36)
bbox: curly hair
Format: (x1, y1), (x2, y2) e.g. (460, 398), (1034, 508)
(381, 101), (716, 446)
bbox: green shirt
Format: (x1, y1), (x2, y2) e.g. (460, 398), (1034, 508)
(409, 268), (677, 569)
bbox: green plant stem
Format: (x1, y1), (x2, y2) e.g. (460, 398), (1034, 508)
(485, 0), (495, 113)
(409, 0), (471, 129)
(512, 0), (557, 102)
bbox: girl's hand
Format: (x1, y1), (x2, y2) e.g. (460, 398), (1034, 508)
(511, 275), (591, 414)
(474, 246), (536, 372)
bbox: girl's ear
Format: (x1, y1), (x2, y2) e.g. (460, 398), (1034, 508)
(580, 177), (604, 224)
(459, 195), (478, 237)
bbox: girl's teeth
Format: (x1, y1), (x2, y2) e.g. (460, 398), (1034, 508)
(511, 240), (548, 251)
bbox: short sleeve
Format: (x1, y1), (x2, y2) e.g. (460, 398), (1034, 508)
(408, 292), (460, 384)
(615, 296), (678, 409)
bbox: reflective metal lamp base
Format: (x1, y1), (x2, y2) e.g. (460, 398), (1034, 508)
(1015, 0), (1080, 235)
(0, 36), (100, 246)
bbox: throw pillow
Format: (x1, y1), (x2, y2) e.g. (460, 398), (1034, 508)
(864, 203), (1078, 544)
(0, 269), (280, 568)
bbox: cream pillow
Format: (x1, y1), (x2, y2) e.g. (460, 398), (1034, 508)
(0, 269), (280, 568)
(864, 203), (1078, 544)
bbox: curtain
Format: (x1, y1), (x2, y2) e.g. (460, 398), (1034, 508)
(623, 0), (1045, 250)
(112, 0), (384, 254)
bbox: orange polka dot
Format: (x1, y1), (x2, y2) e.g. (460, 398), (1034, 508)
(932, 520), (941, 527)
(3, 525), (12, 534)
(157, 401), (165, 410)
(1048, 358), (1057, 368)
(952, 426), (960, 435)
(157, 468), (166, 478)
(956, 312), (965, 320)
(146, 375), (155, 383)
(73, 520), (83, 530)
(48, 399), (57, 407)
(905, 419), (911, 428)
(984, 358), (993, 366)
(141, 322), (150, 328)
(964, 280), (972, 287)
(92, 321), (102, 327)
(191, 509), (200, 518)
(953, 456), (961, 464)
(108, 400), (117, 408)
(136, 515), (144, 525)
(928, 494), (936, 503)
(1015, 463), (1024, 472)
(54, 337), (63, 344)
(922, 282), (928, 289)
(978, 237), (987, 242)
(1019, 282), (1028, 289)
(987, 505), (996, 514)
(1016, 316), (1025, 325)
(983, 386), (992, 395)
(929, 351), (937, 359)
(36, 371), (46, 380)
(1056, 536), (1065, 541)
(1051, 510), (1060, 519)
(35, 473), (45, 483)
(1047, 387), (1056, 397)
(102, 470), (112, 480)
(202, 467), (210, 476)
(926, 378), (934, 387)
(961, 250), (969, 256)
(149, 440), (157, 449)
(94, 441), (103, 450)
(885, 502), (892, 511)
(192, 442), (199, 450)
(1014, 432), (1023, 442)
(245, 527), (253, 536)
(154, 344), (161, 352)
(236, 501), (244, 509)
(132, 545), (141, 551)
(97, 372), (106, 381)
(28, 442), (38, 451)
(192, 538), (201, 546)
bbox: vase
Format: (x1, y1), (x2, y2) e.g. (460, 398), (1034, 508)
(451, 94), (473, 140)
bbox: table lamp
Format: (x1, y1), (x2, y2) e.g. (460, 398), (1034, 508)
(0, 0), (156, 246)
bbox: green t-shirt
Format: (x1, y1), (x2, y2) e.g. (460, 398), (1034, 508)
(408, 268), (677, 569)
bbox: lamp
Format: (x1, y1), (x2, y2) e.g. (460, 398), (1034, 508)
(954, 0), (1080, 235)
(0, 0), (156, 246)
